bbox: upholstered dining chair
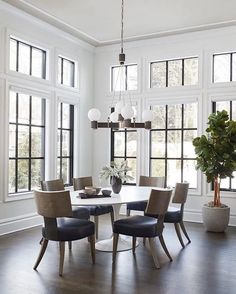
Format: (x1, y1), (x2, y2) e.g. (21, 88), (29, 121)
(33, 190), (95, 276)
(73, 177), (114, 239)
(126, 176), (165, 216)
(113, 188), (173, 269)
(164, 182), (191, 247)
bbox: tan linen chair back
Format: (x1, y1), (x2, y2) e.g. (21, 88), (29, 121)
(34, 190), (73, 218)
(73, 177), (93, 191)
(172, 183), (189, 204)
(41, 179), (64, 191)
(139, 176), (165, 188)
(145, 189), (172, 217)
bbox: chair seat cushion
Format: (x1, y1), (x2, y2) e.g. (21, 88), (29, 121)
(113, 215), (160, 238)
(87, 205), (113, 216)
(164, 206), (182, 223)
(127, 201), (147, 212)
(72, 206), (90, 219)
(42, 218), (94, 241)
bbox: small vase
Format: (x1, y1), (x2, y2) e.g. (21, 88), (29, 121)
(111, 177), (122, 194)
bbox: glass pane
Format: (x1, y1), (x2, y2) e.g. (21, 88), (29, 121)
(184, 103), (198, 128)
(184, 58), (198, 86)
(9, 160), (16, 193)
(151, 131), (165, 157)
(31, 159), (43, 190)
(62, 103), (70, 129)
(62, 130), (70, 156)
(126, 158), (136, 184)
(57, 130), (61, 157)
(63, 59), (74, 87)
(18, 94), (29, 124)
(32, 97), (44, 125)
(9, 91), (17, 123)
(167, 160), (181, 187)
(112, 66), (125, 91)
(114, 132), (125, 156)
(183, 160), (197, 189)
(18, 126), (29, 157)
(10, 39), (17, 71)
(126, 131), (137, 156)
(57, 158), (61, 179)
(32, 48), (43, 78)
(215, 101), (230, 114)
(221, 177), (230, 189)
(62, 158), (70, 184)
(233, 53), (236, 82)
(168, 59), (182, 87)
(18, 42), (30, 75)
(31, 127), (43, 157)
(152, 105), (166, 129)
(151, 159), (165, 177)
(168, 104), (182, 128)
(183, 130), (197, 158)
(231, 172), (236, 189)
(151, 62), (166, 88)
(17, 159), (29, 192)
(232, 101), (236, 120)
(213, 54), (230, 83)
(127, 65), (137, 90)
(167, 131), (181, 158)
(9, 124), (16, 158)
(58, 57), (62, 84)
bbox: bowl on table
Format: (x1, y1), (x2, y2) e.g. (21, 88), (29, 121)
(102, 189), (112, 197)
(84, 186), (101, 195)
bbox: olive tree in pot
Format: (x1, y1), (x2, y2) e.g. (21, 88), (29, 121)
(193, 110), (236, 232)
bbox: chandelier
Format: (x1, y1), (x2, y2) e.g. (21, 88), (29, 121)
(88, 0), (153, 130)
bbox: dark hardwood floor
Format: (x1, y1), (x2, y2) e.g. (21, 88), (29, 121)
(0, 216), (236, 294)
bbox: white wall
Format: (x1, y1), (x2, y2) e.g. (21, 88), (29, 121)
(0, 0), (95, 235)
(93, 26), (236, 225)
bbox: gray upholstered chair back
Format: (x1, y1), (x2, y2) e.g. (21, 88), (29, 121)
(41, 179), (64, 191)
(73, 177), (93, 191)
(139, 176), (165, 188)
(145, 189), (172, 217)
(172, 183), (189, 204)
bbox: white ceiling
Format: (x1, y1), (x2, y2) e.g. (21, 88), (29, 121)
(4, 0), (236, 46)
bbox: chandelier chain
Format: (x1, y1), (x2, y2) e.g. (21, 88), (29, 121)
(121, 0), (124, 53)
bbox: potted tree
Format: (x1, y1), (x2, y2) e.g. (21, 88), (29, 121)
(193, 110), (236, 232)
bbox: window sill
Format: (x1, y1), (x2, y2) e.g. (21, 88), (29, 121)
(5, 191), (34, 202)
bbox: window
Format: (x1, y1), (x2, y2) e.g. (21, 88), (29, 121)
(8, 91), (46, 194)
(213, 52), (236, 83)
(58, 56), (75, 87)
(150, 57), (198, 88)
(57, 103), (74, 185)
(213, 100), (236, 191)
(10, 37), (46, 79)
(150, 102), (198, 188)
(111, 129), (137, 184)
(111, 64), (137, 91)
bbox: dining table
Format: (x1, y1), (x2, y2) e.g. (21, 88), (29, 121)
(70, 185), (167, 252)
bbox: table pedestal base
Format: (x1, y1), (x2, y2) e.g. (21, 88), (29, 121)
(95, 236), (139, 252)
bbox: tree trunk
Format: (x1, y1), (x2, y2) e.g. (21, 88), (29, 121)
(213, 176), (221, 207)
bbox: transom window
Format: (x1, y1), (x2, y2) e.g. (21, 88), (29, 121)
(213, 100), (236, 191)
(213, 52), (236, 83)
(10, 37), (47, 79)
(58, 56), (75, 87)
(150, 57), (198, 88)
(150, 102), (198, 188)
(111, 64), (137, 91)
(8, 91), (46, 194)
(111, 129), (137, 184)
(57, 102), (74, 185)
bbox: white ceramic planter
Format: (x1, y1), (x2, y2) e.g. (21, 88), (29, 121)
(202, 205), (230, 232)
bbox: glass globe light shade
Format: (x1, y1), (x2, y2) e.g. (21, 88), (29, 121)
(109, 111), (119, 122)
(88, 108), (101, 121)
(142, 109), (153, 122)
(121, 105), (134, 119)
(115, 101), (124, 113)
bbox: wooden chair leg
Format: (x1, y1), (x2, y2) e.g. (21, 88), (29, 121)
(126, 208), (131, 216)
(59, 241), (65, 276)
(132, 237), (136, 254)
(89, 234), (96, 264)
(148, 238), (160, 269)
(113, 233), (119, 263)
(179, 221), (191, 243)
(68, 241), (72, 250)
(143, 237), (146, 245)
(174, 223), (185, 248)
(39, 237), (43, 245)
(94, 216), (99, 239)
(159, 235), (172, 261)
(33, 238), (48, 270)
(110, 210), (114, 229)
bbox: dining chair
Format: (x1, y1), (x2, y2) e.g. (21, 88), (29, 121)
(113, 188), (173, 269)
(73, 177), (114, 239)
(164, 182), (191, 247)
(33, 190), (95, 276)
(126, 176), (165, 216)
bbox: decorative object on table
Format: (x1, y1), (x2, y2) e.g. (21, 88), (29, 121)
(99, 160), (133, 194)
(102, 189), (112, 197)
(87, 0), (153, 130)
(193, 110), (236, 232)
(84, 187), (101, 195)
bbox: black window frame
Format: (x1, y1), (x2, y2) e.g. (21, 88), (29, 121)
(9, 93), (46, 194)
(111, 64), (138, 91)
(212, 52), (235, 83)
(58, 56), (75, 88)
